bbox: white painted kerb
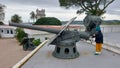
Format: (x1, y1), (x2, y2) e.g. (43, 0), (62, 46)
(12, 40), (48, 68)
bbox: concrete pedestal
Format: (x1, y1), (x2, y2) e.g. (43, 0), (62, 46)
(53, 40), (79, 59)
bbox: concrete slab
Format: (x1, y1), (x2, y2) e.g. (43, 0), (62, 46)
(21, 41), (120, 68)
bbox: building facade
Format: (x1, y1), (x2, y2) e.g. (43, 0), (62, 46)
(36, 9), (46, 19)
(0, 25), (16, 38)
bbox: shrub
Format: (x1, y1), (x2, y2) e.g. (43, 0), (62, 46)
(34, 17), (62, 25)
(16, 28), (27, 43)
(32, 39), (41, 46)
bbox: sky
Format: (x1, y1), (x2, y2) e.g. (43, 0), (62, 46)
(0, 0), (120, 23)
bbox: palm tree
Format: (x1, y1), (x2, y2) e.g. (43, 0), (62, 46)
(30, 11), (36, 22)
(11, 14), (22, 23)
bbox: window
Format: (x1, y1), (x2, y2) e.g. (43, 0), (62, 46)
(56, 47), (60, 53)
(11, 30), (13, 34)
(73, 47), (76, 53)
(1, 30), (3, 33)
(65, 48), (69, 54)
(7, 30), (9, 34)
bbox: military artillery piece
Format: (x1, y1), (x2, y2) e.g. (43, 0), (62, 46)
(20, 34), (35, 51)
(9, 15), (102, 59)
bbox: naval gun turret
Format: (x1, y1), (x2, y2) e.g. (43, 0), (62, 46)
(9, 15), (102, 59)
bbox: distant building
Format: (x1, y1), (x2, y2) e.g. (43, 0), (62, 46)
(36, 9), (46, 20)
(0, 4), (5, 22)
(0, 25), (16, 38)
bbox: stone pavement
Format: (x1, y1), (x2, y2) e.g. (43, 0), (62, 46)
(21, 40), (120, 68)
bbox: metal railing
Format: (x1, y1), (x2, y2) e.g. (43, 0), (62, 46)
(79, 25), (120, 33)
(101, 26), (120, 33)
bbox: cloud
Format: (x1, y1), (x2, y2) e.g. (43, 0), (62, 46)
(106, 0), (120, 15)
(1, 0), (120, 23)
(1, 0), (60, 7)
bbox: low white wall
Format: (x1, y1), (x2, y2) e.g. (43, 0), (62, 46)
(0, 28), (16, 38)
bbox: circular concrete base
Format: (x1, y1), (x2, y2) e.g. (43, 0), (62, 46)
(52, 40), (79, 59)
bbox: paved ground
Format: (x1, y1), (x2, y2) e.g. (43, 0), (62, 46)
(22, 41), (120, 68)
(0, 38), (30, 68)
(21, 32), (120, 68)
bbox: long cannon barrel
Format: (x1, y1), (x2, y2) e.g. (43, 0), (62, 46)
(9, 23), (60, 34)
(79, 31), (90, 40)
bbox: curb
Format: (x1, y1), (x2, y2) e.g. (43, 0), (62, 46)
(12, 40), (48, 68)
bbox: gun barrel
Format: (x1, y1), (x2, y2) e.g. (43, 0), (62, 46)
(9, 23), (60, 34)
(79, 31), (90, 40)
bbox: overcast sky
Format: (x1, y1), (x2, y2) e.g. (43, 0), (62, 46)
(1, 0), (120, 23)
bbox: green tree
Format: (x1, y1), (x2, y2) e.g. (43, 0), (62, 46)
(11, 14), (22, 23)
(30, 11), (36, 22)
(34, 17), (62, 25)
(16, 28), (26, 43)
(59, 0), (115, 16)
(0, 21), (4, 25)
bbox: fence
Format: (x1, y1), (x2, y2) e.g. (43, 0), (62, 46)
(79, 25), (120, 33)
(101, 25), (120, 33)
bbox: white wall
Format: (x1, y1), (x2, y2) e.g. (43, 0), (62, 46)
(0, 28), (16, 38)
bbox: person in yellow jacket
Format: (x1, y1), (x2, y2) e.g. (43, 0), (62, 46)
(94, 26), (103, 55)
